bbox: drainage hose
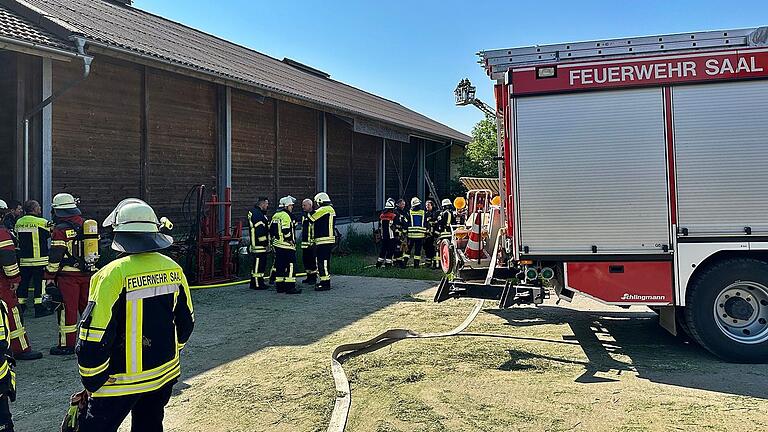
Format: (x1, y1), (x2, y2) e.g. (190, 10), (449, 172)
(327, 299), (485, 432)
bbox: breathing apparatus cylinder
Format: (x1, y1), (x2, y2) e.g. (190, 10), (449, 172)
(82, 219), (100, 271)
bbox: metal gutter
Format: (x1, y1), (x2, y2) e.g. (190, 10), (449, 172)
(23, 36), (93, 200)
(0, 34), (77, 61)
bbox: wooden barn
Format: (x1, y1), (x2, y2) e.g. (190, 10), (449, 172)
(0, 0), (469, 227)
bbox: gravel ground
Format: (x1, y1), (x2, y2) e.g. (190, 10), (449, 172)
(11, 276), (768, 431)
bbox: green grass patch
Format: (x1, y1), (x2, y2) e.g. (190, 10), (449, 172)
(330, 254), (442, 281)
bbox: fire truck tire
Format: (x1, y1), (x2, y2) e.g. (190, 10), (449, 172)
(685, 257), (768, 363)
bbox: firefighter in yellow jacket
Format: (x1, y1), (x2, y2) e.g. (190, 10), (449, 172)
(270, 196), (300, 294)
(309, 192), (335, 291)
(76, 200), (194, 431)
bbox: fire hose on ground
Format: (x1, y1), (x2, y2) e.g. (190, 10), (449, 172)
(327, 299), (486, 432)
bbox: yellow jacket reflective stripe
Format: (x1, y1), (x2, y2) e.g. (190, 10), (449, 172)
(77, 252), (194, 397)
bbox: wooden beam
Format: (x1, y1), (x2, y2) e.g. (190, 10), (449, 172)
(140, 65), (150, 201)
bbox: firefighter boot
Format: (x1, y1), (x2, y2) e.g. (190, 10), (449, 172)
(302, 274), (317, 285)
(15, 349), (43, 361)
(285, 285), (302, 295)
(275, 282), (286, 293)
(257, 278), (268, 290)
(50, 346), (75, 356)
(413, 259), (420, 269)
(315, 281), (331, 291)
(34, 303), (54, 318)
(249, 278), (258, 290)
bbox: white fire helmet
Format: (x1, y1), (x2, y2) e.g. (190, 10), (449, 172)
(441, 198), (452, 207)
(410, 197), (421, 208)
(279, 196), (296, 208)
(314, 192), (331, 205)
(384, 198), (395, 209)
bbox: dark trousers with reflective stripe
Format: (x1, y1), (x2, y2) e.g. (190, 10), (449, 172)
(251, 252), (268, 280)
(0, 395), (12, 431)
(302, 245), (317, 277)
(274, 248), (296, 293)
(79, 381), (174, 432)
(378, 238), (396, 265)
(316, 244), (332, 289)
(407, 238), (423, 267)
(17, 266), (43, 309)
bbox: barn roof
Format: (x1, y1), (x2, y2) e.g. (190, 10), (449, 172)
(0, 3), (74, 53)
(2, 0), (470, 143)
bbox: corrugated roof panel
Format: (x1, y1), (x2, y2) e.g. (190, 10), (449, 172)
(0, 3), (74, 51)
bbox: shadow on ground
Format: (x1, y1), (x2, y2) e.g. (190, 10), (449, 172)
(487, 305), (768, 399)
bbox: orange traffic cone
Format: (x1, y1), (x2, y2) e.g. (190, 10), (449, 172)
(465, 211), (486, 260)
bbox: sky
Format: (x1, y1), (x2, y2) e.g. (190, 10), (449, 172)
(134, 0), (766, 135)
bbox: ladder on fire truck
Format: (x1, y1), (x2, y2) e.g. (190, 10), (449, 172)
(479, 27), (768, 79)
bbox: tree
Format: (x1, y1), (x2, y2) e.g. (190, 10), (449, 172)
(451, 117), (498, 195)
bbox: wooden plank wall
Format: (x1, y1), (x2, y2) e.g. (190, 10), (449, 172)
(147, 68), (217, 228)
(326, 114), (352, 217)
(425, 140), (450, 200)
(231, 90), (276, 221)
(52, 57), (142, 221)
(384, 140), (403, 201)
(352, 132), (379, 217)
(0, 52), (16, 202)
(277, 101), (317, 204)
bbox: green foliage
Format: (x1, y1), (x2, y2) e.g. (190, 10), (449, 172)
(339, 225), (378, 255)
(452, 117), (499, 195)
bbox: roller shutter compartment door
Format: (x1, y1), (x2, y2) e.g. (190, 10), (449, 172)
(674, 80), (768, 236)
(516, 87), (669, 255)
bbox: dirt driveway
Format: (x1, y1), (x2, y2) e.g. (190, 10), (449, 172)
(13, 276), (768, 431)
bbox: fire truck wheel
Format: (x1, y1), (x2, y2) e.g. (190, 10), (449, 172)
(685, 257), (768, 363)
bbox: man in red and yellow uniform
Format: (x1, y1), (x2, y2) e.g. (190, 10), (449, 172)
(45, 194), (92, 356)
(0, 200), (41, 361)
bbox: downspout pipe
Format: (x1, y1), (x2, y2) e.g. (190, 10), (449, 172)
(23, 36), (93, 200)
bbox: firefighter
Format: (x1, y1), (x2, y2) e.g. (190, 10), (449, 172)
(45, 193), (93, 355)
(406, 197), (427, 268)
(270, 196), (300, 294)
(14, 200), (52, 317)
(300, 199), (318, 285)
(247, 197), (270, 290)
(393, 198), (407, 268)
(310, 192), (335, 291)
(0, 201), (42, 361)
(423, 199), (439, 269)
(0, 293), (17, 431)
(76, 200), (194, 432)
(435, 198), (456, 263)
(2, 201), (21, 234)
(376, 198), (397, 268)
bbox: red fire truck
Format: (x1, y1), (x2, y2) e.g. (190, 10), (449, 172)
(438, 27), (768, 362)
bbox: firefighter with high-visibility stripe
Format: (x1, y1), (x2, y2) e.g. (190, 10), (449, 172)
(376, 198), (397, 268)
(14, 200), (52, 317)
(392, 199), (407, 268)
(423, 199), (440, 269)
(310, 192), (335, 291)
(45, 194), (95, 356)
(437, 198), (456, 240)
(0, 200), (42, 362)
(406, 197), (427, 268)
(300, 199), (318, 285)
(76, 200), (194, 431)
(270, 196), (300, 294)
(247, 197), (270, 291)
(0, 292), (17, 431)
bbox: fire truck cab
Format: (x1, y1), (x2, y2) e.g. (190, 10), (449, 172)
(438, 27), (768, 362)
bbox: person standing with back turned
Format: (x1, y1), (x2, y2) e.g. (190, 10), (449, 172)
(247, 197), (270, 291)
(76, 200), (194, 431)
(270, 196), (300, 295)
(15, 200), (53, 317)
(310, 192), (335, 291)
